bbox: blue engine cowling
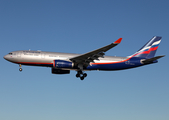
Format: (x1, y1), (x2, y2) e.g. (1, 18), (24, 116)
(53, 60), (74, 68)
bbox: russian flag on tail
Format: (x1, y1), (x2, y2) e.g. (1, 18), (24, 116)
(132, 36), (162, 59)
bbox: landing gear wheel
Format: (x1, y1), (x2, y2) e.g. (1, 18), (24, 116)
(19, 68), (22, 72)
(76, 69), (87, 80)
(83, 73), (87, 77)
(76, 73), (80, 78)
(19, 64), (22, 72)
(80, 76), (84, 80)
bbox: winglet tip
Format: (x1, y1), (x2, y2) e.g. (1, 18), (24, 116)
(114, 38), (122, 44)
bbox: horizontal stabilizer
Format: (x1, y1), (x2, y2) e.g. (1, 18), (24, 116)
(142, 55), (165, 64)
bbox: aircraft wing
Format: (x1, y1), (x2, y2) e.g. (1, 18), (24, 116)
(69, 38), (122, 65)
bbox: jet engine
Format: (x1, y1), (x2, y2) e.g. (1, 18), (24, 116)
(53, 60), (74, 68)
(52, 68), (70, 74)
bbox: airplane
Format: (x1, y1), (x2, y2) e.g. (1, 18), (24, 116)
(3, 36), (165, 80)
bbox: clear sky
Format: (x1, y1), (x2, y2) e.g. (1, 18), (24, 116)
(0, 0), (169, 120)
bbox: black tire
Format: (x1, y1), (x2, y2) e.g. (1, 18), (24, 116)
(83, 73), (87, 77)
(76, 74), (80, 78)
(80, 76), (84, 80)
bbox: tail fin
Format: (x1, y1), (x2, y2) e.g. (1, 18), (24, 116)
(131, 36), (162, 58)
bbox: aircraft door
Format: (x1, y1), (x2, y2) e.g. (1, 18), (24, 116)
(17, 52), (21, 58)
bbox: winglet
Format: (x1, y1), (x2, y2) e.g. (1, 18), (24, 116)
(114, 38), (122, 44)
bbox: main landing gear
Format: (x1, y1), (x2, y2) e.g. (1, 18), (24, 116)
(76, 70), (87, 80)
(75, 64), (88, 80)
(19, 64), (22, 72)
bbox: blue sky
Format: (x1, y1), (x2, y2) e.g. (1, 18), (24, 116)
(0, 0), (169, 120)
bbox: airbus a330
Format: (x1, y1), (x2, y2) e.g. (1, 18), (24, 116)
(4, 36), (164, 80)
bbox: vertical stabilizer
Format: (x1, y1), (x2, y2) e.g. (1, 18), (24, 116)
(131, 36), (162, 58)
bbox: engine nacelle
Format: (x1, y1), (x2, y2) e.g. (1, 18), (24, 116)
(53, 60), (74, 68)
(52, 68), (70, 74)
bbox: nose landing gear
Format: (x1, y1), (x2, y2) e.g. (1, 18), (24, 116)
(19, 64), (22, 72)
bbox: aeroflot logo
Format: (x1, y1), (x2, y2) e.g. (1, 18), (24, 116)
(23, 51), (41, 53)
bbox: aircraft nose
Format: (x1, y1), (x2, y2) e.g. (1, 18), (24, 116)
(3, 55), (9, 60)
(3, 55), (7, 60)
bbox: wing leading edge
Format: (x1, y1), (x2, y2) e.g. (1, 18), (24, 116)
(69, 38), (122, 65)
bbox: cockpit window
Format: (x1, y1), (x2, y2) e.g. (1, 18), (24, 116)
(8, 53), (13, 55)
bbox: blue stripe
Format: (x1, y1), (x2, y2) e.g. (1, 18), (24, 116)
(151, 44), (159, 48)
